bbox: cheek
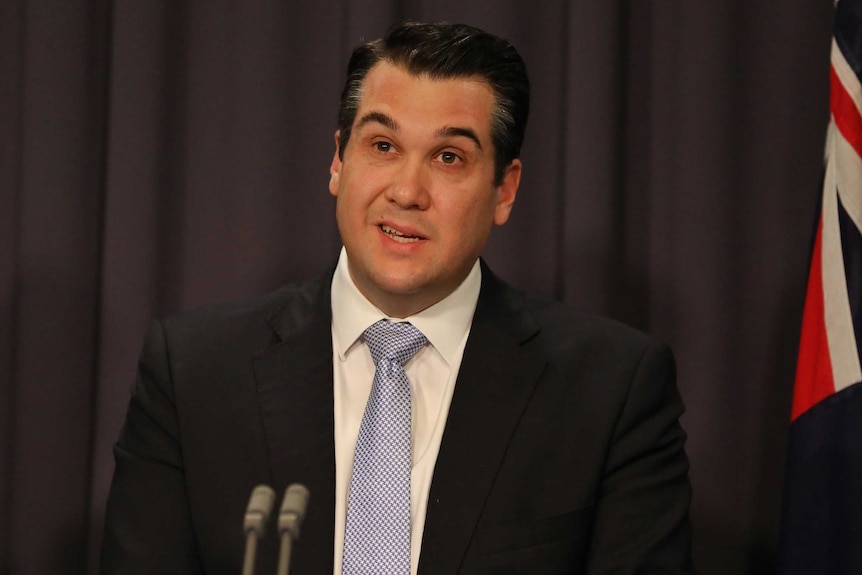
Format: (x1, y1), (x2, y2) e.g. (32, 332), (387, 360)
(439, 198), (496, 242)
(335, 178), (375, 230)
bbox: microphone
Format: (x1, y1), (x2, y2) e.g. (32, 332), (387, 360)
(242, 485), (276, 575)
(276, 484), (310, 575)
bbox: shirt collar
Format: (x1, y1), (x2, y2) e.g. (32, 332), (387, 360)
(330, 247), (481, 365)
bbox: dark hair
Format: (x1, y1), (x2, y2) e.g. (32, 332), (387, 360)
(337, 22), (530, 185)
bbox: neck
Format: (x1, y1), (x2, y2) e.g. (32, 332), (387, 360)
(358, 285), (446, 319)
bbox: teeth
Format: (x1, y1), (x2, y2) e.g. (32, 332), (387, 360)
(381, 225), (421, 243)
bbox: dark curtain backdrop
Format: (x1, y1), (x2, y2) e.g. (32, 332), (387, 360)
(0, 1), (833, 574)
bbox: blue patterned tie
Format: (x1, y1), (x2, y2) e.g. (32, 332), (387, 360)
(342, 320), (428, 575)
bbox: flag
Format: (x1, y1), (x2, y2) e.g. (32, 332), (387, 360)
(779, 0), (862, 573)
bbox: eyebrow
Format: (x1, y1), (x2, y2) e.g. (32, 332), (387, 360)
(355, 111), (399, 132)
(354, 112), (483, 151)
(435, 126), (482, 150)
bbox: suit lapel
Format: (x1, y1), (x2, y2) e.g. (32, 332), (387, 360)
(419, 265), (547, 575)
(252, 274), (336, 574)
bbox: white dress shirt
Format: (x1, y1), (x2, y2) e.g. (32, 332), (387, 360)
(330, 247), (481, 575)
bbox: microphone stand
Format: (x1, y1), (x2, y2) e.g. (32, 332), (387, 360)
(241, 485), (276, 575)
(276, 484), (310, 575)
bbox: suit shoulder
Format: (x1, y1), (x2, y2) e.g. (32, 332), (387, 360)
(157, 274), (330, 350)
(509, 290), (678, 412)
(519, 290), (668, 361)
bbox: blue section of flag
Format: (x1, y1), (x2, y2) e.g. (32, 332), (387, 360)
(780, 382), (862, 575)
(837, 195), (862, 368)
(836, 0), (862, 78)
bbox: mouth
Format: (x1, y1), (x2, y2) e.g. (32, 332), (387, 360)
(380, 224), (424, 243)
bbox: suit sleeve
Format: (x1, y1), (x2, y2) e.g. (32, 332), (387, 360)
(101, 319), (203, 574)
(586, 341), (695, 575)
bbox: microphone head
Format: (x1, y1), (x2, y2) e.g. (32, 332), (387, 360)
(244, 484), (276, 537)
(279, 483), (310, 540)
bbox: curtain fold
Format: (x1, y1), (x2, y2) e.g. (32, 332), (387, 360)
(1, 2), (112, 573)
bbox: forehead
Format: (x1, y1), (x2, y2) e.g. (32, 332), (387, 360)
(355, 61), (496, 139)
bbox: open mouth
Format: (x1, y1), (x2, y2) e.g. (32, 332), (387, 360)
(380, 224), (424, 243)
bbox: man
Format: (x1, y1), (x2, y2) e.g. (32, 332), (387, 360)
(102, 22), (693, 575)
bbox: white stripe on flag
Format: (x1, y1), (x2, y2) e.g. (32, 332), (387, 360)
(832, 39), (862, 126)
(832, 39), (862, 230)
(822, 123), (862, 392)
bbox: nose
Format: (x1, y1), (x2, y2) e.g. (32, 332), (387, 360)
(385, 159), (430, 210)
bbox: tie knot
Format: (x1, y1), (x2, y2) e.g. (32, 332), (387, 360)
(363, 320), (427, 367)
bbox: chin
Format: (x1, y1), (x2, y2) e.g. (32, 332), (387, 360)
(371, 272), (427, 296)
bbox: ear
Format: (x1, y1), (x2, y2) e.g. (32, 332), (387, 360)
(493, 159), (521, 226)
(329, 130), (342, 197)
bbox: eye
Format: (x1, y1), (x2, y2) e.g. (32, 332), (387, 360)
(437, 151), (462, 165)
(373, 141), (392, 153)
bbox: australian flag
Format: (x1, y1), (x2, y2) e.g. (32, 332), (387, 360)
(779, 1), (862, 573)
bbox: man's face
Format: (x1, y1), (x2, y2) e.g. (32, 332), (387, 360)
(329, 61), (521, 318)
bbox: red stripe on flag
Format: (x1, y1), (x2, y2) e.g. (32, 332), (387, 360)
(830, 65), (862, 159)
(792, 217), (836, 421)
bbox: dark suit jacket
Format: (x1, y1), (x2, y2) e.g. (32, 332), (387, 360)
(101, 264), (693, 574)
